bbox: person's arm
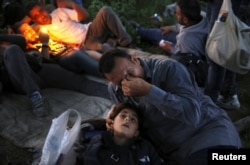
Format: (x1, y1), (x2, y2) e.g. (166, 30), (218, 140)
(40, 43), (50, 60)
(145, 61), (201, 126)
(115, 59), (202, 126)
(56, 0), (89, 21)
(39, 30), (50, 60)
(169, 23), (181, 33)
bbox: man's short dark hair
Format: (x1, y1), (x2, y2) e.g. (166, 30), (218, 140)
(25, 1), (41, 17)
(99, 48), (131, 74)
(177, 0), (201, 22)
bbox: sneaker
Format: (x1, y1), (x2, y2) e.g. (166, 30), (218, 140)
(30, 91), (49, 117)
(216, 94), (240, 110)
(128, 21), (141, 31)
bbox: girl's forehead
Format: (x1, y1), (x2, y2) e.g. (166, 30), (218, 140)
(119, 108), (138, 117)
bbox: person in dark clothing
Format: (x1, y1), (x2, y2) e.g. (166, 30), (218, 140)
(0, 34), (110, 117)
(130, 0), (208, 87)
(204, 0), (250, 110)
(81, 103), (165, 165)
(99, 48), (241, 165)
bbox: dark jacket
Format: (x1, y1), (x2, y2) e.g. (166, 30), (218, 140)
(108, 57), (241, 163)
(83, 131), (164, 165)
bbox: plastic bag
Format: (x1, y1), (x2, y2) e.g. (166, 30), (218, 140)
(39, 109), (81, 165)
(206, 0), (250, 74)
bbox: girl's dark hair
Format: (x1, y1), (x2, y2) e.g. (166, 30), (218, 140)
(109, 103), (142, 126)
(99, 48), (131, 74)
(177, 0), (201, 22)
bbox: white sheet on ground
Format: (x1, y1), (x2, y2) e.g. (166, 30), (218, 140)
(0, 88), (112, 150)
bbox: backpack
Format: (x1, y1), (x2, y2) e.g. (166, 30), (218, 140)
(171, 52), (208, 87)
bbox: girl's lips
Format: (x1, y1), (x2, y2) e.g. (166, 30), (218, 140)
(122, 123), (129, 128)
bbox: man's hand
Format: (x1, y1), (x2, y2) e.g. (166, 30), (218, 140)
(160, 26), (171, 35)
(106, 105), (115, 131)
(121, 76), (152, 97)
(159, 41), (173, 53)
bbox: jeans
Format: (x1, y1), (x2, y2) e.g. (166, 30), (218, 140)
(137, 27), (178, 45)
(58, 50), (103, 78)
(85, 6), (132, 51)
(204, 0), (245, 102)
(0, 34), (26, 50)
(3, 45), (110, 99)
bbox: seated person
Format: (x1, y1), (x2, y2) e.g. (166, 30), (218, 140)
(78, 103), (165, 165)
(131, 0), (207, 59)
(130, 0), (209, 87)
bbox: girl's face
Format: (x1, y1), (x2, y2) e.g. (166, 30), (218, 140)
(113, 108), (139, 139)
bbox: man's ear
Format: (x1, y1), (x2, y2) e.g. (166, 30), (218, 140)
(183, 16), (189, 25)
(130, 54), (140, 65)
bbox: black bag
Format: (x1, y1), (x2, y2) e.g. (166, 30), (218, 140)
(171, 53), (208, 87)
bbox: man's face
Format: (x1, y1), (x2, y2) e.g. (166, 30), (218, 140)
(104, 57), (144, 87)
(175, 6), (186, 25)
(29, 5), (51, 25)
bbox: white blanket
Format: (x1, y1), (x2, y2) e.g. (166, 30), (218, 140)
(0, 88), (112, 150)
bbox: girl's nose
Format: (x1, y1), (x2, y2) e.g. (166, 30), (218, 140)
(125, 116), (131, 122)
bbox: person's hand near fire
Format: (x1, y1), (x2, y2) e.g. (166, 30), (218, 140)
(18, 23), (39, 48)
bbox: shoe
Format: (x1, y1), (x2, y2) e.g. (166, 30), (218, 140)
(30, 91), (49, 117)
(128, 21), (140, 31)
(216, 94), (240, 110)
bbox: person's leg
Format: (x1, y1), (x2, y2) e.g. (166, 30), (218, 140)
(3, 45), (42, 95)
(137, 27), (177, 45)
(204, 60), (226, 102)
(237, 0), (250, 25)
(38, 63), (110, 99)
(216, 71), (240, 109)
(220, 71), (237, 97)
(3, 45), (48, 117)
(58, 50), (103, 78)
(85, 6), (132, 51)
(206, 0), (223, 31)
(204, 0), (225, 102)
(0, 34), (26, 50)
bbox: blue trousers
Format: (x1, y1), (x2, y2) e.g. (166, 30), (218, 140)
(58, 50), (103, 78)
(3, 45), (109, 99)
(204, 0), (248, 102)
(137, 27), (178, 45)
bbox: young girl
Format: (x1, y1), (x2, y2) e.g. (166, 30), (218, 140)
(81, 103), (165, 165)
